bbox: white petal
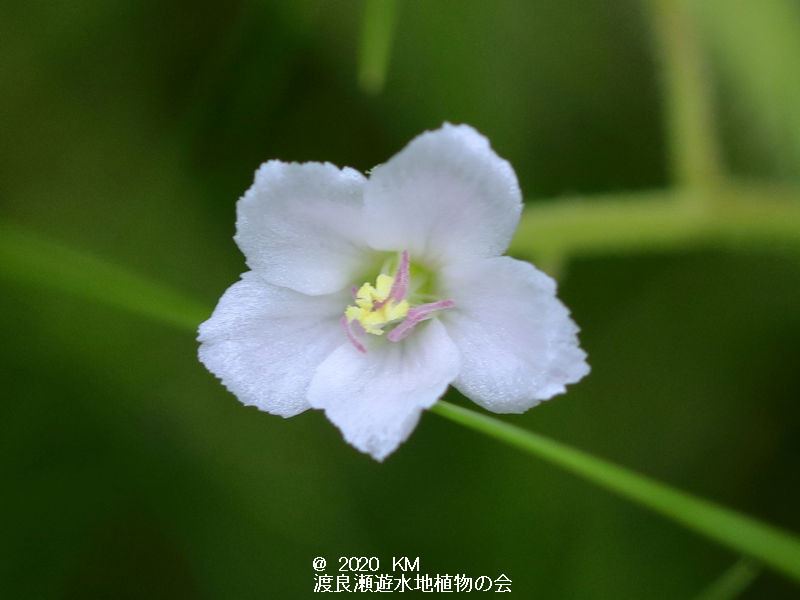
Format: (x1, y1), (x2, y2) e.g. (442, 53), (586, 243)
(198, 271), (348, 417)
(307, 320), (460, 461)
(440, 257), (589, 413)
(235, 161), (370, 295)
(363, 124), (522, 265)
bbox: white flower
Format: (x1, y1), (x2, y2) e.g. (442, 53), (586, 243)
(198, 124), (589, 461)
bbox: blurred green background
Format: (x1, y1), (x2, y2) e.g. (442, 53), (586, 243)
(2, 0), (799, 598)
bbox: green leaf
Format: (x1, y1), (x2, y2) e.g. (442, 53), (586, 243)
(4, 220), (799, 585)
(431, 400), (800, 584)
(0, 221), (207, 331)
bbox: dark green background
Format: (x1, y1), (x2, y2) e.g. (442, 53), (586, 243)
(2, 1), (798, 598)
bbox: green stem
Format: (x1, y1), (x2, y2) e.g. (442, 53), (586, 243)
(3, 220), (800, 583)
(358, 0), (399, 94)
(430, 401), (800, 584)
(512, 184), (800, 261)
(694, 558), (760, 600)
(648, 0), (725, 189)
(0, 221), (208, 331)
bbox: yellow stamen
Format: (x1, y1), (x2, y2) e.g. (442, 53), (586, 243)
(345, 272), (409, 336)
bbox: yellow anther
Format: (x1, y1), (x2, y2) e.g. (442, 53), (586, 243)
(375, 274), (393, 298)
(345, 272), (410, 336)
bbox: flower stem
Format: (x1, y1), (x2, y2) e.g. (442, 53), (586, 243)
(0, 220), (208, 331)
(648, 0), (725, 190)
(430, 400), (800, 584)
(513, 184), (800, 261)
(3, 220), (800, 583)
(358, 0), (399, 94)
(693, 558), (760, 600)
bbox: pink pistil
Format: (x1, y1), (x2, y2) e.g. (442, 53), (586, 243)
(387, 300), (455, 342)
(389, 250), (410, 302)
(341, 316), (367, 353)
(374, 250), (410, 309)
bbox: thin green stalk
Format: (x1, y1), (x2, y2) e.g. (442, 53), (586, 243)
(512, 184), (800, 261)
(3, 221), (800, 584)
(0, 221), (208, 331)
(688, 0), (800, 177)
(430, 400), (800, 584)
(694, 558), (760, 600)
(358, 0), (398, 94)
(648, 0), (725, 190)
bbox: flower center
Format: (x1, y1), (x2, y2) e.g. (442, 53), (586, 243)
(340, 250), (454, 353)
